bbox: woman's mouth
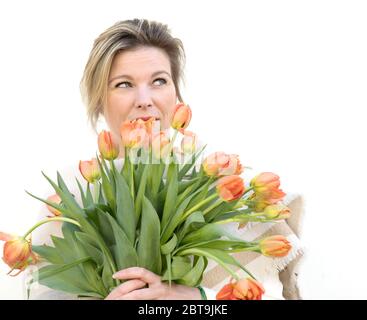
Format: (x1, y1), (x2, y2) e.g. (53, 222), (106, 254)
(135, 116), (160, 121)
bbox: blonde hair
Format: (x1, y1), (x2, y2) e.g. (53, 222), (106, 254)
(80, 18), (187, 133)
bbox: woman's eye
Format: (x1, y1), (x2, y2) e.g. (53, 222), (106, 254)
(153, 78), (167, 86)
(116, 81), (131, 88)
(115, 78), (166, 88)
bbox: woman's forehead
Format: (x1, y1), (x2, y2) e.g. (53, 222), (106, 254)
(111, 47), (171, 73)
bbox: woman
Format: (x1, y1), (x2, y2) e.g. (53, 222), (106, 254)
(80, 18), (214, 300)
(24, 18), (304, 300)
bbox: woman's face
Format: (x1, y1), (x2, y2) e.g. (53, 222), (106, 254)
(104, 46), (178, 151)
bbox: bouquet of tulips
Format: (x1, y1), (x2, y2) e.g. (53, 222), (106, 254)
(0, 103), (292, 300)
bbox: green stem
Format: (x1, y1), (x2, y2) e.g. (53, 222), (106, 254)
(93, 181), (100, 203)
(218, 263), (240, 281)
(23, 217), (81, 239)
(170, 130), (178, 153)
(180, 193), (217, 221)
(233, 199), (249, 209)
(249, 212), (266, 217)
(243, 186), (254, 196)
(202, 198), (223, 216)
(129, 160), (135, 201)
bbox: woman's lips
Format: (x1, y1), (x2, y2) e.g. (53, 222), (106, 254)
(135, 116), (160, 121)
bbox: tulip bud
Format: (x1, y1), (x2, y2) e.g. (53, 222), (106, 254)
(216, 283), (235, 300)
(216, 175), (245, 202)
(46, 194), (62, 217)
(0, 234), (38, 275)
(171, 103), (192, 130)
(216, 277), (265, 300)
(152, 131), (171, 159)
(250, 172), (286, 202)
(259, 235), (292, 257)
(218, 154), (243, 176)
(263, 204), (291, 220)
(98, 130), (119, 160)
(120, 119), (150, 149)
(202, 152), (228, 176)
(180, 130), (197, 154)
(202, 152), (243, 177)
(79, 158), (101, 183)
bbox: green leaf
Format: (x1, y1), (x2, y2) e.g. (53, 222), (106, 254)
(176, 256), (206, 287)
(85, 183), (94, 205)
(211, 208), (252, 223)
(177, 247), (255, 279)
(93, 207), (115, 247)
(165, 254), (172, 286)
(161, 233), (178, 255)
(160, 193), (196, 245)
(33, 257), (103, 297)
(176, 239), (259, 253)
(25, 190), (72, 218)
(32, 245), (64, 264)
(96, 156), (116, 212)
(205, 199), (241, 222)
(176, 211), (206, 244)
(178, 144), (207, 180)
(75, 177), (88, 207)
(61, 222), (107, 294)
(177, 177), (201, 194)
(151, 163), (165, 196)
(75, 232), (104, 266)
(56, 172), (85, 215)
(50, 235), (78, 263)
(100, 210), (138, 270)
(102, 256), (115, 293)
(186, 180), (216, 213)
(114, 167), (136, 244)
(135, 163), (149, 222)
(181, 223), (243, 245)
(176, 174), (209, 209)
(161, 256), (192, 281)
(161, 162), (178, 230)
(40, 171), (84, 220)
(137, 197), (162, 274)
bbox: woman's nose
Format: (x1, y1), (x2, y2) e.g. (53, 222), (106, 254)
(136, 103), (152, 109)
(135, 87), (153, 109)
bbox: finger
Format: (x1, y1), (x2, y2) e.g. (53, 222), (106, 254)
(105, 279), (147, 300)
(114, 287), (164, 300)
(112, 267), (161, 285)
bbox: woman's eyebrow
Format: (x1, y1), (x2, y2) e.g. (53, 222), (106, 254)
(108, 70), (171, 84)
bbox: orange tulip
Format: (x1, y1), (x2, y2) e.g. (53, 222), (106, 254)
(180, 129), (197, 154)
(263, 204), (291, 220)
(152, 131), (171, 159)
(216, 277), (265, 300)
(0, 233), (38, 276)
(202, 152), (243, 177)
(202, 152), (228, 176)
(120, 119), (152, 149)
(216, 175), (245, 202)
(171, 103), (192, 130)
(46, 194), (62, 217)
(259, 235), (292, 257)
(79, 158), (101, 183)
(98, 130), (119, 160)
(219, 154), (243, 176)
(250, 172), (286, 203)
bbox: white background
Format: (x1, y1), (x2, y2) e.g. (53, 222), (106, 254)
(1, 0), (366, 299)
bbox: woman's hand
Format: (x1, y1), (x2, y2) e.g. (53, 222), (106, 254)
(105, 267), (202, 300)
